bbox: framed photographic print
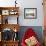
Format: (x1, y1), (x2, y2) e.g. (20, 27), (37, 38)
(9, 10), (17, 15)
(2, 10), (9, 15)
(24, 8), (37, 19)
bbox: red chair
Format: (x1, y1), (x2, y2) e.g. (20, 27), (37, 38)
(21, 28), (41, 46)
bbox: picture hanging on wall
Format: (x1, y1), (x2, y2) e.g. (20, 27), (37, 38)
(24, 8), (37, 19)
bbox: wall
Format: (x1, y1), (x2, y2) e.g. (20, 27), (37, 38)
(0, 0), (43, 26)
(18, 0), (44, 26)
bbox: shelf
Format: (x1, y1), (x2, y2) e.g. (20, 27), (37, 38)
(0, 7), (19, 24)
(2, 40), (19, 43)
(0, 7), (20, 46)
(0, 24), (20, 32)
(0, 7), (19, 10)
(0, 7), (19, 16)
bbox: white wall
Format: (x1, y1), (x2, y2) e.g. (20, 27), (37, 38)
(0, 0), (43, 26)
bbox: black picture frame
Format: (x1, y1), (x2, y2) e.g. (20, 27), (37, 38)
(24, 8), (37, 19)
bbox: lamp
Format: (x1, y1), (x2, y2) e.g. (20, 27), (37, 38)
(15, 0), (17, 7)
